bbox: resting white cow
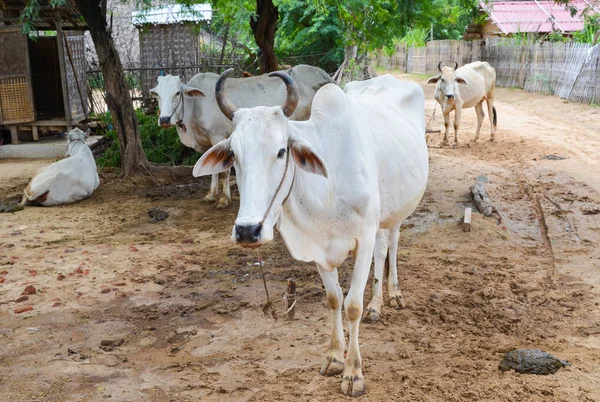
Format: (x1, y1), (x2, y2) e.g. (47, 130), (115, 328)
(151, 64), (333, 208)
(21, 128), (100, 206)
(192, 70), (429, 396)
(427, 61), (497, 146)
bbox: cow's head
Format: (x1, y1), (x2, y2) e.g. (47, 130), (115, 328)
(150, 75), (205, 127)
(65, 127), (88, 156)
(192, 69), (328, 248)
(426, 62), (467, 100)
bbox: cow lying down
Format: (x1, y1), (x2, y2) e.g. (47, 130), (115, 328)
(21, 128), (100, 206)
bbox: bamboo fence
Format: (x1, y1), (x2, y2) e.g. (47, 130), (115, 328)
(377, 39), (600, 105)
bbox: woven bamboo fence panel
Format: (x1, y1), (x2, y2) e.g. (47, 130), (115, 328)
(0, 77), (35, 123)
(377, 39), (600, 104)
(0, 28), (35, 124)
(64, 34), (88, 121)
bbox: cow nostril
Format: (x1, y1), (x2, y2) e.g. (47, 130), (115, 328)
(252, 224), (263, 240)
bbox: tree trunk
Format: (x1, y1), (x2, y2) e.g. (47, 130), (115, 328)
(75, 0), (150, 178)
(333, 44), (377, 85)
(250, 0), (279, 73)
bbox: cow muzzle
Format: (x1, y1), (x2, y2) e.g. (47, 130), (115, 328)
(159, 116), (172, 127)
(446, 94), (455, 100)
(234, 224), (263, 247)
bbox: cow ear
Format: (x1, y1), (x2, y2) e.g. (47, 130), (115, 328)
(193, 139), (233, 177)
(456, 77), (467, 85)
(181, 84), (205, 97)
(290, 139), (328, 178)
(150, 86), (158, 96)
(427, 75), (441, 84)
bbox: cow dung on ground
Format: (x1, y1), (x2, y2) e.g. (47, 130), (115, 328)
(499, 348), (571, 375)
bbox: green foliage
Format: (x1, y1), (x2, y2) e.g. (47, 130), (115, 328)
(399, 27), (429, 47)
(545, 30), (569, 43)
(275, 1), (343, 72)
(96, 110), (202, 168)
(573, 13), (600, 44)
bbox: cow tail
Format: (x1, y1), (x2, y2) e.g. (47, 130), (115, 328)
(493, 106), (497, 128)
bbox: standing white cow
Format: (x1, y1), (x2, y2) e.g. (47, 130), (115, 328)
(21, 128), (100, 206)
(192, 70), (428, 396)
(151, 65), (333, 208)
(427, 61), (497, 146)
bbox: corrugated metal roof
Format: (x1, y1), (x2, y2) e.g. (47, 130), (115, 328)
(132, 4), (212, 26)
(480, 0), (599, 34)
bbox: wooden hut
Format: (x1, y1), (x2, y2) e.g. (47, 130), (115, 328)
(132, 4), (214, 97)
(0, 0), (87, 144)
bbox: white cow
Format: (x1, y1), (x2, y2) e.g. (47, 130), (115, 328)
(21, 128), (100, 206)
(427, 61), (497, 146)
(192, 70), (429, 396)
(151, 65), (333, 208)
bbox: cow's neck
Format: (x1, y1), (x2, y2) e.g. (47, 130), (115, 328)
(68, 140), (86, 156)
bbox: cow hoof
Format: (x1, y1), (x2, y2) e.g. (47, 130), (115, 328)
(389, 294), (406, 309)
(203, 194), (216, 202)
(320, 356), (345, 376)
(439, 141), (448, 148)
(341, 375), (366, 397)
(489, 137), (495, 142)
(216, 198), (229, 209)
(469, 138), (479, 144)
(362, 307), (381, 323)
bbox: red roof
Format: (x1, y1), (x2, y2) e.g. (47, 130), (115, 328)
(480, 0), (600, 34)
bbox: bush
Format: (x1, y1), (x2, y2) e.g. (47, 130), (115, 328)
(95, 110), (202, 168)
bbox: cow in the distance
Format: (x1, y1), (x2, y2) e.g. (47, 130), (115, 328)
(192, 70), (429, 396)
(427, 61), (497, 146)
(151, 65), (333, 208)
(21, 128), (100, 206)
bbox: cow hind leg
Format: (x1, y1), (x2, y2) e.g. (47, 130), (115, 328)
(203, 173), (219, 202)
(386, 223), (406, 309)
(486, 97), (496, 141)
(363, 228), (388, 322)
(472, 101), (485, 142)
(216, 169), (231, 209)
(318, 265), (345, 377)
(341, 233), (376, 397)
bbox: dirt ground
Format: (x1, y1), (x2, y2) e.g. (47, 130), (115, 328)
(1, 74), (600, 402)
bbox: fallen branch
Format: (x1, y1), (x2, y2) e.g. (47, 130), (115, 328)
(470, 182), (501, 223)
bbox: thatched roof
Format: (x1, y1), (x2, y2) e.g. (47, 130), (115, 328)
(0, 0), (87, 30)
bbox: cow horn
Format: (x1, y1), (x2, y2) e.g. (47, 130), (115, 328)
(269, 71), (299, 118)
(215, 68), (238, 121)
(437, 61), (443, 72)
(454, 62), (458, 70)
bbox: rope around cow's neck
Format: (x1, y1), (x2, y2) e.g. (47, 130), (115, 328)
(67, 138), (86, 155)
(256, 147), (297, 320)
(168, 92), (185, 129)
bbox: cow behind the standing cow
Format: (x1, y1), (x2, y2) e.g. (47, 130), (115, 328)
(150, 65), (334, 208)
(427, 61), (497, 146)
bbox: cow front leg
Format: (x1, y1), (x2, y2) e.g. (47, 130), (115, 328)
(363, 228), (388, 322)
(216, 169), (231, 209)
(341, 233), (376, 397)
(317, 265), (345, 377)
(203, 173), (219, 202)
(472, 101), (485, 142)
(453, 106), (462, 147)
(386, 224), (406, 309)
(441, 111), (450, 147)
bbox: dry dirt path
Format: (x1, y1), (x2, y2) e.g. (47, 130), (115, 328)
(0, 75), (599, 401)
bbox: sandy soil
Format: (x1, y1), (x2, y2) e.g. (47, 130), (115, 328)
(1, 75), (600, 402)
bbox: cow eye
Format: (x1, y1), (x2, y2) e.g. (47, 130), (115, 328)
(441, 78), (445, 83)
(277, 148), (286, 159)
(175, 91), (180, 96)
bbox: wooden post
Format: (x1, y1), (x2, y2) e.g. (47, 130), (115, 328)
(463, 207), (472, 232)
(9, 126), (18, 144)
(32, 126), (39, 141)
(285, 279), (296, 320)
(55, 15), (72, 125)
